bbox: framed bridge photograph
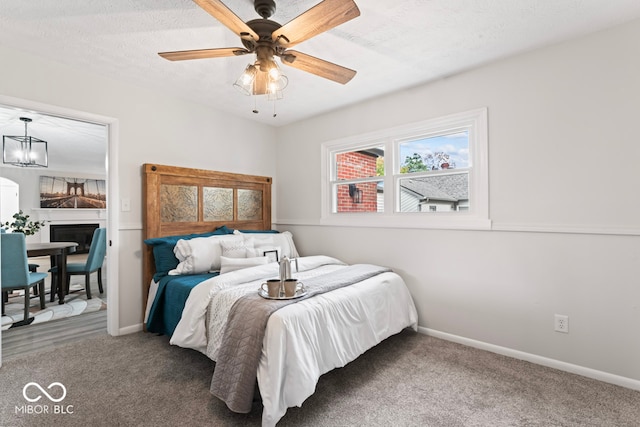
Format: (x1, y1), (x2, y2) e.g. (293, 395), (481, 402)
(39, 176), (107, 209)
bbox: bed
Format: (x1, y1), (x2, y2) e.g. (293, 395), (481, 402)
(142, 164), (418, 426)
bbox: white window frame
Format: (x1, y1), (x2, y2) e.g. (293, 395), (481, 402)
(321, 108), (490, 230)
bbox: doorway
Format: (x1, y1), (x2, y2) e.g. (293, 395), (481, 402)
(0, 96), (119, 365)
(0, 178), (19, 222)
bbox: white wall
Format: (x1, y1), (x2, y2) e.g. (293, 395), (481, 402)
(0, 166), (108, 243)
(0, 45), (278, 330)
(275, 19), (640, 384)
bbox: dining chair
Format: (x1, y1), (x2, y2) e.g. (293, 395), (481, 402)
(0, 228), (38, 270)
(1, 233), (47, 326)
(50, 227), (107, 300)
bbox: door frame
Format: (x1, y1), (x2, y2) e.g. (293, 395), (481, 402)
(0, 94), (120, 340)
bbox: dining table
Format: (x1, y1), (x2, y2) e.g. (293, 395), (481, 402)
(26, 241), (79, 304)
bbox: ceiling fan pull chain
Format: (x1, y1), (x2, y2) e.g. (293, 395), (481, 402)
(252, 95), (259, 114)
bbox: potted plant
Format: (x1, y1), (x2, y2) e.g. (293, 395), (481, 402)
(1, 210), (46, 235)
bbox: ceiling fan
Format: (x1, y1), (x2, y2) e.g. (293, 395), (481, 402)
(158, 0), (360, 88)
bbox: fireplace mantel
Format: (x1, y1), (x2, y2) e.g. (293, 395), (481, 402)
(33, 208), (106, 221)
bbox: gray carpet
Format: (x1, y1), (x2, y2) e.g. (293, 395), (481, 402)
(1, 330), (638, 426)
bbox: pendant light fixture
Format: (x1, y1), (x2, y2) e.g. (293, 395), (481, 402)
(3, 117), (48, 168)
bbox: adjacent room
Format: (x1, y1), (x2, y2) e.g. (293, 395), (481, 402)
(0, 1), (639, 426)
(0, 108), (108, 356)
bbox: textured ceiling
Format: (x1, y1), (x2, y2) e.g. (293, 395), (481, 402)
(2, 0), (640, 127)
(1, 0), (640, 170)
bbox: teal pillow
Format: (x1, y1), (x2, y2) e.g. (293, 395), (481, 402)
(145, 225), (232, 281)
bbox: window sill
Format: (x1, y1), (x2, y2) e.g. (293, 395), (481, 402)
(319, 213), (492, 231)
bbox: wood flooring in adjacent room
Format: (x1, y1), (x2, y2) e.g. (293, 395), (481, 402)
(1, 309), (107, 361)
(1, 253), (108, 362)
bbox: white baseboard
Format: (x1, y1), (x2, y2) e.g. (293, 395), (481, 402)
(117, 323), (143, 336)
(419, 327), (640, 392)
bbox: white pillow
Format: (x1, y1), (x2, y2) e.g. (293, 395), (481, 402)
(219, 256), (268, 275)
(220, 237), (254, 258)
(234, 231), (299, 260)
(170, 234), (243, 275)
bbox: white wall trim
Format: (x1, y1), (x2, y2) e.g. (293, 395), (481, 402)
(492, 223), (640, 237)
(419, 327), (640, 392)
(119, 223), (143, 231)
(274, 219), (640, 237)
(106, 119), (120, 337)
(119, 323), (143, 335)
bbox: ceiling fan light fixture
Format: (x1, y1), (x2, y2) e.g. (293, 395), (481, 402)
(257, 56), (280, 78)
(234, 59), (287, 95)
(267, 88), (283, 101)
(233, 63), (258, 95)
(269, 74), (288, 92)
(2, 117), (48, 168)
(267, 62), (281, 80)
(159, 0), (361, 117)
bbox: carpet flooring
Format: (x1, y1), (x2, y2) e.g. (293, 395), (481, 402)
(1, 329), (638, 426)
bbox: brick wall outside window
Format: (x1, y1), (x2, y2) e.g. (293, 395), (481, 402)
(336, 152), (378, 212)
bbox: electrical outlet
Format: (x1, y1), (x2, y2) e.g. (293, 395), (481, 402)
(554, 314), (569, 333)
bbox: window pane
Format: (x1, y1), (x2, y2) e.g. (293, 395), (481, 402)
(335, 181), (383, 213)
(399, 172), (468, 212)
(336, 146), (384, 180)
(399, 131), (468, 173)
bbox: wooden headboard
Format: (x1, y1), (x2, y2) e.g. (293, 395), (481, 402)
(142, 163), (272, 307)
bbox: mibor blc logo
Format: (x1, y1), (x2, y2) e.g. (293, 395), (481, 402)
(23, 382), (66, 402)
(15, 382), (74, 415)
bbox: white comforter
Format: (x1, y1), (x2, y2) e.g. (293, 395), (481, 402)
(170, 255), (418, 426)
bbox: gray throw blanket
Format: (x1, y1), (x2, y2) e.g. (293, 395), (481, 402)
(210, 264), (391, 413)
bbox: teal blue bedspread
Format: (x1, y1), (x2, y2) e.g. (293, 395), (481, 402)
(146, 273), (217, 336)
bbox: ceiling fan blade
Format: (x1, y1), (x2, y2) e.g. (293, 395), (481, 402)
(159, 47), (249, 61)
(193, 0), (259, 41)
(272, 0), (360, 48)
(281, 50), (356, 84)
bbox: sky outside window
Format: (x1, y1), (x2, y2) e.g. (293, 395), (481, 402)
(399, 131), (469, 170)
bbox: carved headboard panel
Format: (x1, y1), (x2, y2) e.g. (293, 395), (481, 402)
(142, 163), (272, 305)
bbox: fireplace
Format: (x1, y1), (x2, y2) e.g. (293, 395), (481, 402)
(50, 223), (99, 254)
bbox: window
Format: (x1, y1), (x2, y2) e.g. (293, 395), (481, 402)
(397, 131), (469, 213)
(321, 108), (489, 230)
